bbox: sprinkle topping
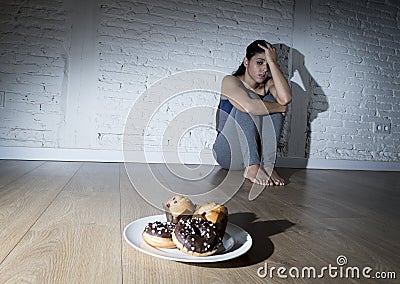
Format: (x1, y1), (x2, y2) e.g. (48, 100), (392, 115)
(144, 221), (175, 238)
(173, 217), (219, 254)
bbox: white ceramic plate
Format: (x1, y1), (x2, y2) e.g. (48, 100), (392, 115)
(123, 215), (252, 263)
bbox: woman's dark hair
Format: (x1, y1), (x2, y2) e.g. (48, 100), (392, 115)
(232, 40), (269, 76)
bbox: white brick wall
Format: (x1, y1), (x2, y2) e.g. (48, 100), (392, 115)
(0, 0), (399, 163)
(306, 0), (400, 162)
(0, 0), (68, 147)
(95, 0), (293, 155)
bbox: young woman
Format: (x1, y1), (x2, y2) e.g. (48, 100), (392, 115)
(213, 40), (292, 186)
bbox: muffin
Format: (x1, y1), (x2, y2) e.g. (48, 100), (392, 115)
(163, 195), (196, 223)
(193, 202), (228, 240)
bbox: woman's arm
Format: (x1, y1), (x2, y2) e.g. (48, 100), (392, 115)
(260, 43), (292, 105)
(221, 75), (287, 115)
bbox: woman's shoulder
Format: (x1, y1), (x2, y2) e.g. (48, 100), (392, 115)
(221, 75), (242, 99)
(222, 75), (245, 90)
(222, 74), (240, 84)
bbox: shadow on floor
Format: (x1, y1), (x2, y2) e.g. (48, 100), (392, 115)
(192, 212), (295, 268)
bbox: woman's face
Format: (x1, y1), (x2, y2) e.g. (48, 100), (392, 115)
(244, 52), (269, 83)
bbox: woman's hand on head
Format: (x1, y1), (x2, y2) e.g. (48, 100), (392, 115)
(258, 42), (277, 65)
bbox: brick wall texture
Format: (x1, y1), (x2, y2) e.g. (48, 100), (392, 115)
(0, 0), (399, 162)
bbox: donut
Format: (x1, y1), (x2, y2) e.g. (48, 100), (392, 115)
(194, 202), (228, 240)
(142, 221), (176, 248)
(163, 195), (196, 224)
(172, 217), (219, 256)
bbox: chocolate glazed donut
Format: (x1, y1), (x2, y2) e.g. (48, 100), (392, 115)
(142, 221), (176, 248)
(172, 217), (219, 256)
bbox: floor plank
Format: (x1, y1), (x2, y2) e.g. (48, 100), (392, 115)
(0, 160), (44, 189)
(0, 161), (81, 264)
(0, 162), (121, 283)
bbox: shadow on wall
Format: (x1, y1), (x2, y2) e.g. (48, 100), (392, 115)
(274, 43), (329, 168)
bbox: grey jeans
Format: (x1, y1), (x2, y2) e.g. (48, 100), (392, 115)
(212, 94), (283, 170)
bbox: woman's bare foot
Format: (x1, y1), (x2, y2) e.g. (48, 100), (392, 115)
(244, 164), (274, 186)
(264, 167), (286, 186)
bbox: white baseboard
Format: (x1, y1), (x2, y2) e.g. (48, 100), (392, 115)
(0, 146), (213, 164)
(0, 146), (125, 163)
(275, 157), (400, 171)
(0, 146), (399, 171)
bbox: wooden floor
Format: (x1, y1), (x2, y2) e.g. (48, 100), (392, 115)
(0, 160), (399, 283)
